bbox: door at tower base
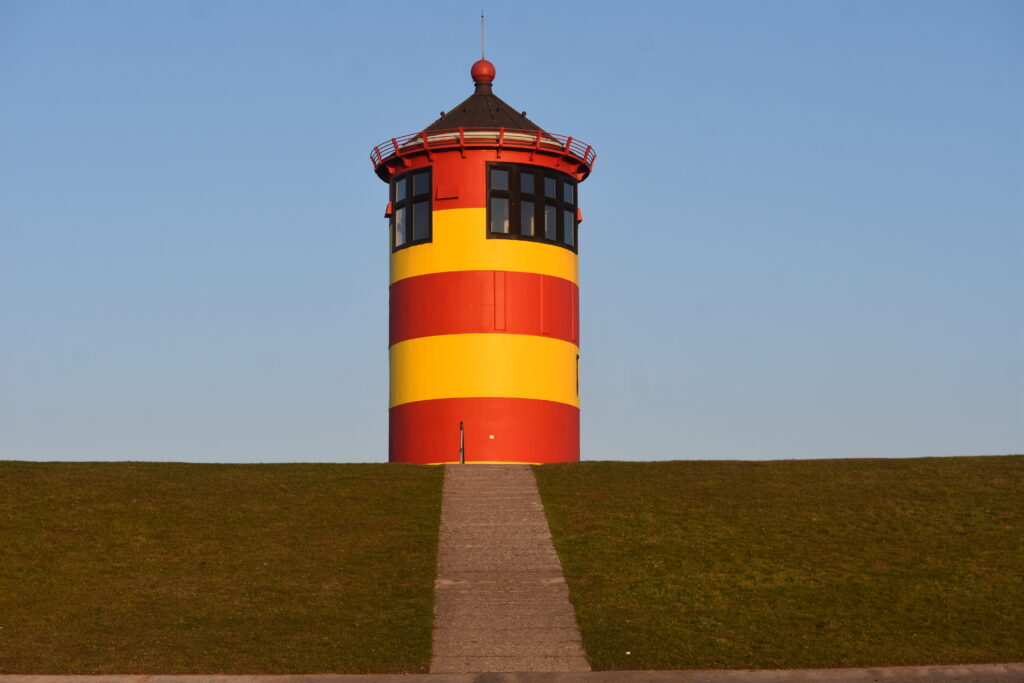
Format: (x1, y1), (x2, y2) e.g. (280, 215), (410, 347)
(389, 397), (579, 464)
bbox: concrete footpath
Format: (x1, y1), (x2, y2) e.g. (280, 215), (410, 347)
(2, 663), (1023, 682)
(430, 464), (589, 674)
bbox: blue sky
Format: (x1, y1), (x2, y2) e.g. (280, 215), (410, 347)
(1, 0), (1021, 462)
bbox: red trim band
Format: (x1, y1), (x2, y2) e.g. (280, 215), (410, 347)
(390, 270), (579, 346)
(377, 148), (589, 209)
(389, 398), (579, 464)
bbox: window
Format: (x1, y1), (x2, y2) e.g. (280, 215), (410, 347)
(391, 168), (431, 251)
(487, 163), (578, 251)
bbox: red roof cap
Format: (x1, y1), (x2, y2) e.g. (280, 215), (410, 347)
(471, 59), (496, 84)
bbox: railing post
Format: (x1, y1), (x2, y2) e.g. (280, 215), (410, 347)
(421, 131), (432, 160)
(459, 421), (465, 464)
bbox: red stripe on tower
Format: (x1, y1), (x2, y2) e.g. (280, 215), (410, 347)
(390, 271), (578, 346)
(390, 398), (580, 464)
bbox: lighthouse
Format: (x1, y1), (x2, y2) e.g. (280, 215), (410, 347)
(369, 57), (596, 464)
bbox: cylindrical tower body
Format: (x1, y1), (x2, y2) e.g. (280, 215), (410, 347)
(369, 60), (596, 464)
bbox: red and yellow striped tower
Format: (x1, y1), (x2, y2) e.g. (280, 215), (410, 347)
(369, 59), (596, 464)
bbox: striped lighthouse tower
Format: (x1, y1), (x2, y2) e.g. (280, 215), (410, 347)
(370, 58), (596, 464)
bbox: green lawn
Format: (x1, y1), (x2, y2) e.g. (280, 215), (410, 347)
(0, 461), (443, 674)
(535, 456), (1024, 670)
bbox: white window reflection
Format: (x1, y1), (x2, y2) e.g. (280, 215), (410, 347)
(490, 197), (510, 233)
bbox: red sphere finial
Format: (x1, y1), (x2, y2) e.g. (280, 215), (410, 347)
(471, 59), (495, 84)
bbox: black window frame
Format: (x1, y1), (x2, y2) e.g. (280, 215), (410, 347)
(390, 167), (432, 252)
(486, 162), (578, 252)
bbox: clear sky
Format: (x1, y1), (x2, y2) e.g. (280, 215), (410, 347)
(1, 0), (1021, 463)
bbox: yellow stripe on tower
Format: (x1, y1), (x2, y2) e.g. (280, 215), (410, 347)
(390, 207), (579, 285)
(389, 333), (580, 408)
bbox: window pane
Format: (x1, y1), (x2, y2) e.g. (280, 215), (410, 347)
(520, 200), (535, 237)
(491, 168), (509, 191)
(545, 205), (557, 240)
(544, 176), (556, 198)
(412, 201), (430, 241)
(395, 177), (407, 202)
(490, 197), (510, 234)
(563, 182), (574, 204)
(394, 207), (407, 247)
(520, 171), (534, 194)
(563, 210), (575, 246)
(412, 171), (430, 196)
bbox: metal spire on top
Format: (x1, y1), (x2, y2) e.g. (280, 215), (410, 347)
(481, 11), (485, 59)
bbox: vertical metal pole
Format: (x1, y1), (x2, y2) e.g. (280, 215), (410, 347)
(459, 421), (465, 464)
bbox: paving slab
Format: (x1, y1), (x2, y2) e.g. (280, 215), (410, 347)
(430, 464), (590, 674)
(431, 612), (583, 630)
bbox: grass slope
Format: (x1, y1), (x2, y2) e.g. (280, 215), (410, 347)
(0, 462), (443, 674)
(535, 456), (1024, 670)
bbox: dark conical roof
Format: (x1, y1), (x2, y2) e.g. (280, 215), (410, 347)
(368, 58), (597, 182)
(424, 60), (541, 131)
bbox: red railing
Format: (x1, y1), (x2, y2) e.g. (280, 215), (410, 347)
(370, 127), (597, 172)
